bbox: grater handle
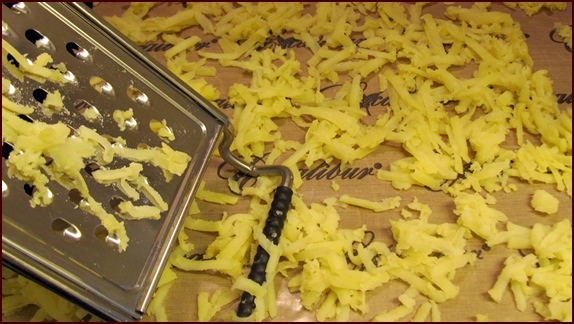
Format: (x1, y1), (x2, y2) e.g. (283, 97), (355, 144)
(236, 186), (293, 318)
(218, 127), (294, 318)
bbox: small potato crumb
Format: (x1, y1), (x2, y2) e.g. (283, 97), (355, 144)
(113, 108), (135, 131)
(150, 119), (175, 142)
(331, 180), (340, 192)
(476, 314), (489, 322)
(531, 190), (559, 214)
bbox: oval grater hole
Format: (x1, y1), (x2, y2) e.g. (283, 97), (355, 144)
(74, 99), (102, 122)
(124, 117), (138, 130)
(18, 114), (34, 123)
(4, 2), (29, 14)
(67, 125), (79, 138)
(68, 188), (83, 205)
(94, 225), (121, 248)
(90, 76), (115, 96)
(2, 181), (8, 198)
(2, 142), (14, 159)
(32, 88), (48, 103)
(109, 196), (125, 213)
(62, 70), (78, 85)
(127, 85), (150, 105)
(52, 218), (82, 242)
(2, 21), (10, 36)
(149, 119), (174, 141)
(137, 143), (151, 150)
(25, 29), (54, 51)
(66, 42), (92, 62)
(84, 162), (100, 176)
(103, 134), (125, 149)
(43, 155), (54, 166)
(5, 82), (21, 101)
(6, 53), (20, 68)
(23, 183), (36, 196)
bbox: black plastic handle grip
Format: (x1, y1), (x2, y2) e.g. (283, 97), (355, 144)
(236, 185), (293, 318)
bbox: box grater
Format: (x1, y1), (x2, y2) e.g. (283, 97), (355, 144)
(2, 2), (292, 321)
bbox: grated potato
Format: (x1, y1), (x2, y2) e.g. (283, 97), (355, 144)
(97, 2), (571, 322)
(4, 1), (571, 322)
(1, 39), (192, 253)
(112, 108), (135, 131)
(530, 189), (560, 214)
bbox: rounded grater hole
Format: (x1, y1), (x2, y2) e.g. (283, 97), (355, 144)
(149, 119), (174, 141)
(32, 88), (48, 103)
(25, 29), (54, 51)
(103, 134), (125, 149)
(74, 99), (102, 122)
(5, 82), (21, 101)
(109, 196), (125, 213)
(18, 114), (34, 123)
(61, 70), (78, 85)
(6, 53), (20, 68)
(68, 188), (83, 205)
(4, 2), (29, 14)
(23, 183), (36, 196)
(23, 184), (53, 200)
(2, 181), (8, 198)
(84, 162), (100, 176)
(66, 42), (92, 62)
(43, 155), (53, 166)
(2, 142), (14, 159)
(94, 225), (121, 248)
(52, 218), (82, 242)
(124, 116), (138, 130)
(90, 76), (115, 96)
(2, 21), (10, 36)
(127, 85), (150, 105)
(67, 125), (79, 138)
(137, 143), (151, 150)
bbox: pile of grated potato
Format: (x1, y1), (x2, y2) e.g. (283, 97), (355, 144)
(2, 2), (571, 322)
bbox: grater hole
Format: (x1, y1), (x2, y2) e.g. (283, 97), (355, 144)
(74, 99), (102, 122)
(67, 125), (79, 138)
(6, 53), (20, 68)
(5, 82), (21, 101)
(2, 142), (14, 159)
(124, 117), (138, 130)
(137, 143), (151, 150)
(94, 225), (121, 248)
(4, 2), (29, 14)
(109, 196), (124, 213)
(25, 29), (54, 51)
(32, 88), (48, 103)
(2, 181), (8, 198)
(43, 155), (54, 166)
(68, 188), (83, 205)
(84, 162), (100, 176)
(90, 76), (114, 96)
(61, 70), (78, 85)
(2, 21), (10, 36)
(103, 134), (125, 149)
(18, 114), (34, 123)
(52, 218), (82, 242)
(23, 183), (36, 196)
(66, 42), (92, 63)
(127, 85), (150, 105)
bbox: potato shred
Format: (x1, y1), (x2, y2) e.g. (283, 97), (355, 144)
(3, 2), (571, 323)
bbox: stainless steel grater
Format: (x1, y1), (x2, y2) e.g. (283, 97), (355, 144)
(2, 2), (292, 321)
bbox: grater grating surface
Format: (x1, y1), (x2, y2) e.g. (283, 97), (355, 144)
(2, 2), (231, 321)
